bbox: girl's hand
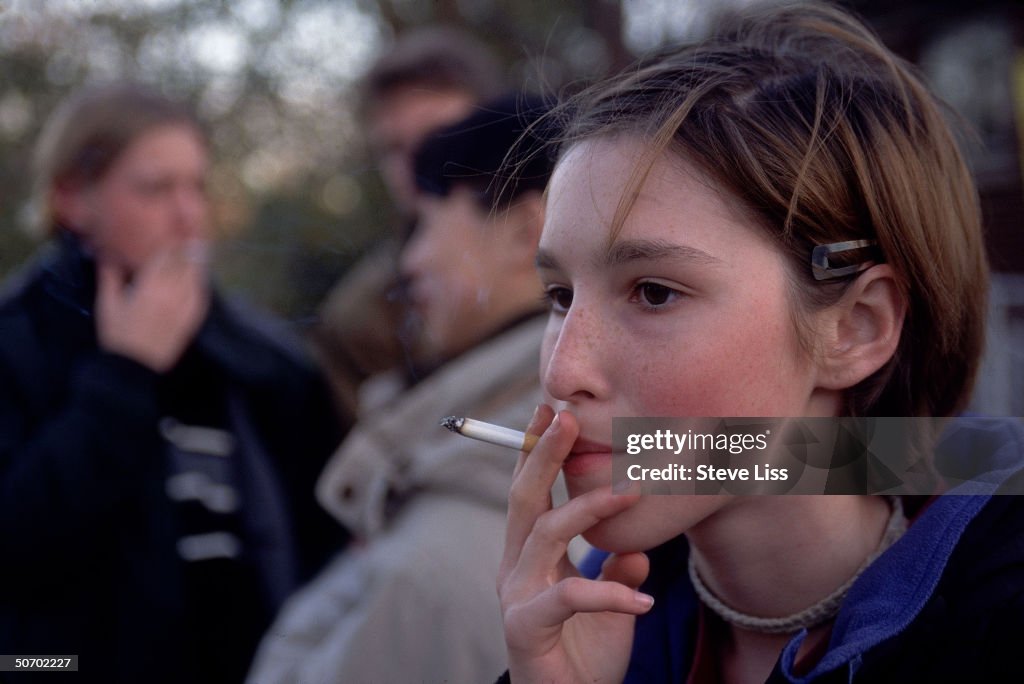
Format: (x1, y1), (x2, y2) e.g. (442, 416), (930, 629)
(498, 405), (654, 683)
(96, 241), (210, 373)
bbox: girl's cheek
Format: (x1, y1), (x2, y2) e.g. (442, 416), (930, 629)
(626, 344), (732, 417)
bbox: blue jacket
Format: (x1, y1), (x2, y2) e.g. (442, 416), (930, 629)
(581, 418), (1024, 683)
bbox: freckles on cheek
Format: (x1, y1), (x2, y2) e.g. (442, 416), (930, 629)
(630, 326), (787, 417)
(676, 328), (804, 416)
(635, 362), (728, 416)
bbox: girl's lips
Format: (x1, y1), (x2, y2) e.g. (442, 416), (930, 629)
(563, 438), (614, 477)
(569, 437), (613, 456)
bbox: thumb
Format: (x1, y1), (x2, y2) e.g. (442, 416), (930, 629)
(599, 552), (650, 590)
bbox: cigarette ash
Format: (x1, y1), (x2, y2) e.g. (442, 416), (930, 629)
(440, 416), (465, 433)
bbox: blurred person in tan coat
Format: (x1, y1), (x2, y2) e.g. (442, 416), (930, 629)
(248, 93), (560, 684)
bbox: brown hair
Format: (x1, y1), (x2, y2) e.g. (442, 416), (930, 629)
(31, 82), (205, 235)
(361, 25), (505, 111)
(555, 1), (988, 418)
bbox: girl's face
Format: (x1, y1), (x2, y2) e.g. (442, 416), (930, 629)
(537, 137), (839, 551)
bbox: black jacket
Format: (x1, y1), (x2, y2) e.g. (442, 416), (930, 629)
(0, 237), (349, 683)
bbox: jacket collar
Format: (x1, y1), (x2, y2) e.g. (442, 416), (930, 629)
(778, 417), (1024, 682)
(35, 230), (97, 319)
(316, 314), (547, 538)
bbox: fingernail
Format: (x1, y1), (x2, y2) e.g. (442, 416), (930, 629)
(635, 592), (655, 609)
(550, 414), (561, 433)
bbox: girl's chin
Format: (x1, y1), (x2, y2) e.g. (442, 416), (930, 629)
(579, 509), (665, 556)
(577, 495), (728, 557)
(563, 469), (625, 500)
(565, 478), (603, 501)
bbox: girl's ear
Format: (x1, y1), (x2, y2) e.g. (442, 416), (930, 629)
(815, 264), (906, 391)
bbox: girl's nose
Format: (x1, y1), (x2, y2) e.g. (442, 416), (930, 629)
(541, 302), (611, 404)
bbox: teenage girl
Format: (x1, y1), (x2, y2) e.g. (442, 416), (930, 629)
(498, 3), (1023, 682)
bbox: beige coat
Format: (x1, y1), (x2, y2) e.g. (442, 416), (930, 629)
(248, 317), (548, 684)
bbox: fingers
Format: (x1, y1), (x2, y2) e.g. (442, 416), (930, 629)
(94, 243), (210, 372)
(498, 409), (654, 680)
(502, 410), (578, 573)
(600, 552), (650, 590)
(511, 410), (577, 514)
(512, 404), (554, 480)
(516, 487), (640, 574)
(512, 576), (655, 632)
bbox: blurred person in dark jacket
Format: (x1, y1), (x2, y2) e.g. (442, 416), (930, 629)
(0, 83), (348, 684)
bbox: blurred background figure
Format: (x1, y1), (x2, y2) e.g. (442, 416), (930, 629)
(362, 25), (506, 212)
(0, 1), (1019, 417)
(247, 93), (559, 684)
(0, 83), (348, 684)
(312, 25), (506, 419)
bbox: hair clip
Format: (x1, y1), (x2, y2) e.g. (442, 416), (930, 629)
(811, 239), (878, 281)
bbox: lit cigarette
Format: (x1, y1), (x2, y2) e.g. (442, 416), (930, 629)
(441, 416), (538, 452)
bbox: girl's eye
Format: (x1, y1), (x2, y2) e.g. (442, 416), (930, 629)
(544, 286), (573, 313)
(634, 282), (681, 309)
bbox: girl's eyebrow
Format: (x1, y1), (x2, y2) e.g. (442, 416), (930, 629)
(602, 239), (721, 267)
(535, 239), (722, 272)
